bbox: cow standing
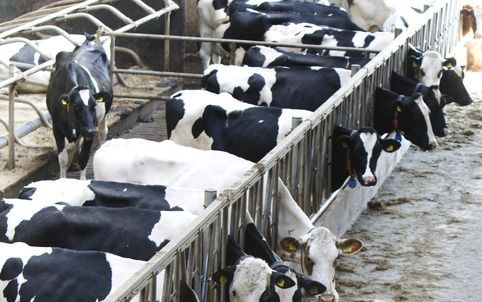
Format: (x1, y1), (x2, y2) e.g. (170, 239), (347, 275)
(46, 36), (113, 180)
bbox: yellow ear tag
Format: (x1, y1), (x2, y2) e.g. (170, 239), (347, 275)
(61, 99), (68, 106)
(276, 279), (285, 288)
(446, 63), (453, 68)
(96, 97), (104, 103)
(342, 142), (349, 149)
(288, 243), (298, 253)
(396, 105), (402, 113)
(385, 145), (394, 152)
(411, 61), (418, 68)
(219, 275), (228, 285)
(342, 246), (353, 253)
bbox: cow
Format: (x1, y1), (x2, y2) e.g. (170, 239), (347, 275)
(461, 3), (482, 38)
(212, 236), (297, 302)
(0, 34), (111, 94)
(275, 179), (363, 302)
(331, 126), (401, 191)
(243, 221), (328, 301)
(0, 242), (146, 302)
(0, 198), (197, 261)
(180, 280), (201, 302)
(465, 38), (482, 71)
(46, 36), (113, 180)
(93, 139), (254, 191)
(212, 13), (393, 59)
(18, 178), (206, 215)
(202, 64), (352, 111)
(238, 45), (370, 68)
(407, 46), (473, 106)
(390, 71), (448, 137)
(374, 87), (437, 151)
(167, 90), (312, 162)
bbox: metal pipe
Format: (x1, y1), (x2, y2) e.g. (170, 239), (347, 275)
(59, 13), (113, 32)
(0, 59), (55, 89)
(6, 64), (16, 169)
(113, 68), (202, 78)
(130, 0), (157, 14)
(115, 1), (179, 33)
(0, 113), (52, 149)
(107, 32), (382, 54)
(80, 4), (134, 24)
(20, 25), (82, 46)
(0, 95), (51, 127)
(0, 37), (51, 60)
(114, 46), (147, 69)
(163, 11), (171, 71)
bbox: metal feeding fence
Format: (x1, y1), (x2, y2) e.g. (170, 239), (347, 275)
(0, 0), (179, 168)
(104, 0), (463, 301)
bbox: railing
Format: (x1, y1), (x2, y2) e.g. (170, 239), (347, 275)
(104, 0), (463, 301)
(0, 0), (179, 169)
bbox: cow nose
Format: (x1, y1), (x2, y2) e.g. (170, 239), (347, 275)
(443, 128), (449, 136)
(363, 175), (377, 186)
(84, 129), (97, 139)
(319, 294), (336, 302)
(427, 141), (438, 150)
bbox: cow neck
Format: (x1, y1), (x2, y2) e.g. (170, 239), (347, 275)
(412, 82), (423, 95)
(392, 95), (403, 141)
(345, 148), (356, 180)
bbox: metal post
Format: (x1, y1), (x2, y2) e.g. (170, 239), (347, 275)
(291, 117), (302, 131)
(6, 64), (16, 170)
(351, 64), (361, 76)
(204, 189), (217, 208)
(164, 12), (171, 71)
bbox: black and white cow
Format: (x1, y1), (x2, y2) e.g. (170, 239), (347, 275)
(0, 198), (196, 261)
(94, 139), (254, 191)
(180, 280), (201, 302)
(390, 71), (448, 137)
(331, 126), (401, 191)
(374, 87), (437, 151)
(213, 236), (297, 302)
(243, 222), (328, 301)
(46, 36), (113, 180)
(167, 90), (312, 162)
(213, 12), (393, 59)
(239, 45), (370, 68)
(0, 242), (145, 302)
(18, 178), (206, 215)
(202, 64), (351, 111)
(407, 46), (473, 106)
(275, 179), (363, 302)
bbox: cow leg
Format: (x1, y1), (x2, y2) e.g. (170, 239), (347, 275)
(96, 102), (108, 145)
(53, 127), (69, 179)
(78, 138), (94, 180)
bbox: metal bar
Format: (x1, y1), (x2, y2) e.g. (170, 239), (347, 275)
(0, 37), (52, 60)
(59, 13), (113, 32)
(21, 25), (83, 46)
(80, 4), (134, 24)
(0, 59), (55, 89)
(113, 68), (202, 79)
(0, 95), (51, 127)
(115, 1), (179, 33)
(107, 32), (382, 53)
(6, 64), (16, 169)
(163, 11), (171, 71)
(0, 113), (52, 149)
(130, 0), (157, 14)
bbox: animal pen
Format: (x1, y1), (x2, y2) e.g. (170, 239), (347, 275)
(0, 0), (463, 301)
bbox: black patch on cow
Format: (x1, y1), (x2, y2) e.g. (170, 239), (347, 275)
(271, 67), (342, 110)
(244, 223), (280, 265)
(166, 97), (186, 139)
(4, 280), (18, 302)
(17, 186), (36, 200)
(201, 69), (220, 93)
(86, 181), (176, 211)
(9, 45), (47, 71)
(180, 280), (199, 302)
(242, 46), (268, 67)
(192, 117), (207, 139)
(232, 73), (266, 105)
(9, 205), (162, 260)
(203, 105), (281, 162)
(1, 258), (23, 281)
(0, 200), (13, 243)
(19, 248), (112, 302)
(440, 69), (472, 106)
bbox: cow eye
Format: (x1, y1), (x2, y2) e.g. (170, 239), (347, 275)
(232, 290), (236, 297)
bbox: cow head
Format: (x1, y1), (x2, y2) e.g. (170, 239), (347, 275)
(212, 257), (296, 302)
(59, 86), (110, 140)
(279, 227), (362, 302)
(410, 82), (448, 136)
(439, 65), (472, 106)
(333, 126), (401, 188)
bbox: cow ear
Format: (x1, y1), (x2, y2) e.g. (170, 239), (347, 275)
(271, 271), (295, 289)
(409, 55), (421, 68)
(211, 265), (235, 285)
(337, 135), (351, 149)
(380, 138), (401, 153)
(60, 94), (70, 107)
(394, 99), (404, 113)
(443, 57), (457, 68)
(280, 237), (300, 253)
(299, 277), (327, 295)
(94, 91), (111, 103)
(336, 238), (363, 255)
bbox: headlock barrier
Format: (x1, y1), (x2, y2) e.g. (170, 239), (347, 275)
(101, 0), (463, 301)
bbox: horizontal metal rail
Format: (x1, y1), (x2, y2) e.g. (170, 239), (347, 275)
(113, 68), (203, 79)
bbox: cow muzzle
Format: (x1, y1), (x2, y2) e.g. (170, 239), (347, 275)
(362, 175), (377, 186)
(301, 294), (336, 302)
(83, 128), (97, 139)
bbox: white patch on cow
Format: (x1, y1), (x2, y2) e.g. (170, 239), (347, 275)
(230, 257), (271, 302)
(79, 89), (91, 106)
(164, 186), (205, 215)
(94, 139), (254, 191)
(105, 253), (146, 296)
(334, 68), (352, 86)
(348, 0), (393, 31)
(4, 199), (65, 241)
(419, 51), (443, 103)
(23, 179), (94, 206)
(78, 64), (100, 93)
(414, 94), (437, 147)
(58, 144), (70, 179)
(234, 48), (247, 66)
(359, 132), (377, 183)
(96, 102), (108, 144)
(257, 46), (284, 67)
(148, 210), (197, 247)
(277, 109), (312, 143)
(258, 120), (264, 123)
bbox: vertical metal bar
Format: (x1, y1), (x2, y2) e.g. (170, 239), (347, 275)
(6, 64), (16, 170)
(204, 190), (217, 208)
(164, 12), (171, 71)
(109, 34), (116, 79)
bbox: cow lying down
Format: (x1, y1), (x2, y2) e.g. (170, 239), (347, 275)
(167, 89), (312, 162)
(202, 64), (352, 111)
